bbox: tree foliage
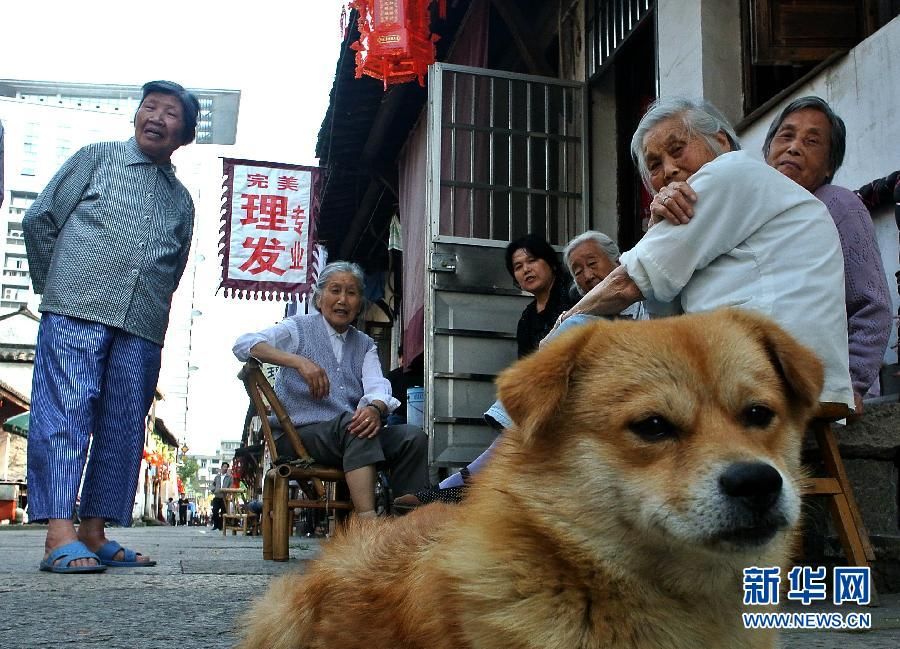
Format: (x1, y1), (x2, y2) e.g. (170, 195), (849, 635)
(177, 457), (200, 495)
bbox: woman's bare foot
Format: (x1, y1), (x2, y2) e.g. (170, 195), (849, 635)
(44, 519), (100, 569)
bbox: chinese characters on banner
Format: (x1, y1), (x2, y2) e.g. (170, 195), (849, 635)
(219, 159), (321, 300)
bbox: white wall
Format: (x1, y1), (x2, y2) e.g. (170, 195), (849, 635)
(590, 74), (619, 236)
(657, 0), (743, 125)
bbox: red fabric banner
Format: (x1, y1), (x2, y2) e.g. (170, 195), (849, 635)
(219, 158), (321, 300)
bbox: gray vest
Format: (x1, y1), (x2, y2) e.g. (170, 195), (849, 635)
(272, 313), (370, 427)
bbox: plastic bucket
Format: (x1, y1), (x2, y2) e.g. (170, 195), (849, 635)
(407, 386), (425, 427)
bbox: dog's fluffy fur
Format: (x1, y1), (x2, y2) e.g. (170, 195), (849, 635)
(238, 309), (824, 649)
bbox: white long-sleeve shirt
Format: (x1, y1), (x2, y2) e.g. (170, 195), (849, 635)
(233, 317), (400, 413)
(619, 150), (854, 408)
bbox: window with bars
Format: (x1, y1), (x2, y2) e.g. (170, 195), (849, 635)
(586, 0), (655, 79)
(437, 68), (585, 246)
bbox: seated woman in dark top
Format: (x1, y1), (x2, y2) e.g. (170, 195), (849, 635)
(507, 233), (576, 357)
(394, 234), (573, 509)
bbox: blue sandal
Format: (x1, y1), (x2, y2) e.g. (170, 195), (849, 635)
(96, 540), (157, 567)
(39, 541), (107, 574)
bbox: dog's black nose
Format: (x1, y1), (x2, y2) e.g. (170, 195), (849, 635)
(719, 462), (783, 512)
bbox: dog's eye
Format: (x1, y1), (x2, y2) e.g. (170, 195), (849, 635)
(629, 416), (678, 441)
(742, 405), (775, 428)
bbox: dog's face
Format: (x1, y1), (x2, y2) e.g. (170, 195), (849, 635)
(497, 309), (824, 559)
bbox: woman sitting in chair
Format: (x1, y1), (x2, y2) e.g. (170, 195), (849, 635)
(232, 261), (429, 518)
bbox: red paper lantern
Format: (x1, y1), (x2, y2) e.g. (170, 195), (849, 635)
(231, 456), (244, 483)
(349, 0), (445, 89)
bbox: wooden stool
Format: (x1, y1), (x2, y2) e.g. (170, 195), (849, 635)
(246, 511), (261, 536)
(804, 403), (875, 569)
(221, 487), (249, 536)
(240, 359), (354, 561)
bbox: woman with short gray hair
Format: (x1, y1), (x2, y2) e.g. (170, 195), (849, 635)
(564, 230), (620, 268)
(233, 261), (429, 517)
(311, 261), (366, 313)
(631, 97), (740, 193)
(563, 230), (620, 296)
(566, 96), (854, 410)
(653, 95), (892, 407)
(762, 96), (846, 185)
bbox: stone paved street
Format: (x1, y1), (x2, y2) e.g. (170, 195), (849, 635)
(0, 524), (898, 649)
(0, 524), (315, 649)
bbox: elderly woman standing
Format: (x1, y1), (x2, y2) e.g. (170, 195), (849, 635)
(566, 97), (854, 409)
(654, 97), (891, 410)
(233, 261), (428, 517)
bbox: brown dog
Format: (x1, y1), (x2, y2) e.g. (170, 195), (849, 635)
(237, 309), (823, 649)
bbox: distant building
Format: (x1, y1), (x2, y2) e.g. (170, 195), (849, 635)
(193, 453), (220, 484)
(0, 306), (35, 487)
(0, 79), (240, 146)
(219, 439), (242, 459)
(0, 305), (38, 400)
(192, 439), (243, 502)
(0, 98), (129, 312)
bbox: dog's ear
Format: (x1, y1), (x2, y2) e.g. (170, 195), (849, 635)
(730, 310), (825, 414)
(496, 323), (599, 444)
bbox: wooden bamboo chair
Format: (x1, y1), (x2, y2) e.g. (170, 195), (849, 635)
(221, 487), (249, 536)
(803, 403), (876, 572)
(239, 359), (353, 561)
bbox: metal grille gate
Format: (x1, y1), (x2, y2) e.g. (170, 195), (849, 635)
(424, 63), (587, 468)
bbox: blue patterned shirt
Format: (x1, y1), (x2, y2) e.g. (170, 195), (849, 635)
(23, 137), (194, 345)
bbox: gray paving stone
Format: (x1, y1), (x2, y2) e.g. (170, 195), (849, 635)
(0, 524), (898, 648)
(0, 524), (316, 649)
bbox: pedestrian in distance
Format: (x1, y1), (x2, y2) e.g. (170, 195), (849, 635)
(23, 80), (200, 573)
(211, 463), (232, 531)
(177, 493), (189, 526)
(167, 497), (177, 526)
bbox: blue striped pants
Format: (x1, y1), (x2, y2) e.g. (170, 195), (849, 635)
(27, 313), (162, 526)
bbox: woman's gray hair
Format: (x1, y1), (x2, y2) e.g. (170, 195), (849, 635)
(311, 261), (366, 310)
(762, 96), (846, 183)
(630, 97), (741, 192)
(563, 230), (621, 272)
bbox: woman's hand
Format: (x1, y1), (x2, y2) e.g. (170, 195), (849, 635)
(554, 265), (641, 331)
(246, 342), (331, 399)
(347, 405), (382, 439)
(294, 356), (330, 399)
(650, 181), (698, 226)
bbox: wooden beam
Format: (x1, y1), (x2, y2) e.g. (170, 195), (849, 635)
(360, 84), (411, 165)
(339, 179), (385, 260)
(490, 0), (555, 76)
